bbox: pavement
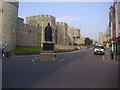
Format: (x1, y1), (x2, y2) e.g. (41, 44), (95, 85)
(104, 48), (120, 64)
(0, 49), (2, 90)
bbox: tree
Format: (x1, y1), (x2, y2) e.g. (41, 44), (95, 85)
(84, 37), (93, 46)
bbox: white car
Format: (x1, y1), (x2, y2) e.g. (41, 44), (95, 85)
(94, 45), (105, 55)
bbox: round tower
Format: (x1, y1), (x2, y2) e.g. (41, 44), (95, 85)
(2, 1), (19, 51)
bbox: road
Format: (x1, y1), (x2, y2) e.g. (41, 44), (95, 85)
(2, 48), (118, 88)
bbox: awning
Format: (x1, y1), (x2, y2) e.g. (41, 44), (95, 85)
(114, 36), (120, 42)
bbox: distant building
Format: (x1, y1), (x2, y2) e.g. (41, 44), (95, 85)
(74, 28), (81, 45)
(99, 32), (105, 45)
(79, 36), (86, 44)
(67, 27), (75, 45)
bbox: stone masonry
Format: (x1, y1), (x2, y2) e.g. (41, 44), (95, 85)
(56, 22), (68, 45)
(26, 15), (56, 47)
(17, 17), (41, 46)
(1, 1), (19, 51)
(1, 0), (82, 51)
(68, 27), (75, 45)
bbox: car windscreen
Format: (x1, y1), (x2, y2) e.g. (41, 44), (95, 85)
(95, 46), (104, 49)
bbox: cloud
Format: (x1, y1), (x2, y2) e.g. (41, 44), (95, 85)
(56, 16), (80, 22)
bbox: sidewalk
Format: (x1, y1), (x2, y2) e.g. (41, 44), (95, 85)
(104, 48), (120, 64)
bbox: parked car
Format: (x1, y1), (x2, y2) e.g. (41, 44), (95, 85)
(94, 45), (105, 55)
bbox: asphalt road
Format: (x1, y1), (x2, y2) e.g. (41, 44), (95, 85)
(2, 48), (118, 88)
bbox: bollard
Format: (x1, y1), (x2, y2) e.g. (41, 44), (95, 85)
(111, 51), (114, 60)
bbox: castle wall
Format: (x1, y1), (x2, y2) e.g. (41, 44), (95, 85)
(68, 27), (75, 45)
(74, 29), (80, 44)
(26, 15), (56, 47)
(99, 32), (105, 45)
(56, 22), (68, 45)
(2, 2), (19, 51)
(17, 17), (41, 46)
(74, 28), (80, 38)
(0, 1), (83, 51)
(74, 38), (81, 45)
(79, 36), (86, 44)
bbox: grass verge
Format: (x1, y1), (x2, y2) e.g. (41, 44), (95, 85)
(8, 46), (43, 55)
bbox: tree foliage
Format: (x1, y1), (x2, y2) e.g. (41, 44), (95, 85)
(84, 37), (93, 46)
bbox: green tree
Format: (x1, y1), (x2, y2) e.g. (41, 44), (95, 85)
(84, 37), (93, 46)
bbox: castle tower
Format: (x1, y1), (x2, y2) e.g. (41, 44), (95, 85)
(99, 32), (105, 45)
(26, 15), (56, 47)
(56, 22), (68, 45)
(1, 1), (19, 51)
(68, 27), (75, 45)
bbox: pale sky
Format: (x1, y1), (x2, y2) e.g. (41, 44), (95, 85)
(18, 2), (112, 40)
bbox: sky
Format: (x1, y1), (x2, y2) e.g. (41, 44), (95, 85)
(18, 2), (113, 40)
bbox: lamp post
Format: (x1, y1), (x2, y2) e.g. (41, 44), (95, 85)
(111, 40), (114, 59)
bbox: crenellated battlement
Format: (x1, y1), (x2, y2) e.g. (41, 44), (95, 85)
(26, 14), (56, 26)
(26, 14), (55, 21)
(38, 14), (55, 18)
(56, 22), (68, 26)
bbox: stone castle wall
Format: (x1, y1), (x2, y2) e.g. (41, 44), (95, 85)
(17, 17), (41, 46)
(26, 15), (56, 47)
(74, 28), (80, 38)
(56, 22), (68, 45)
(74, 28), (81, 45)
(79, 36), (85, 44)
(68, 27), (75, 45)
(1, 0), (82, 51)
(2, 2), (19, 51)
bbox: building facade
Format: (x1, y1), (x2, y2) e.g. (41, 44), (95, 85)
(109, 0), (120, 60)
(74, 28), (81, 45)
(26, 15), (56, 47)
(67, 27), (75, 45)
(56, 22), (68, 45)
(1, 1), (83, 51)
(99, 32), (106, 45)
(17, 17), (41, 46)
(1, 1), (19, 51)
